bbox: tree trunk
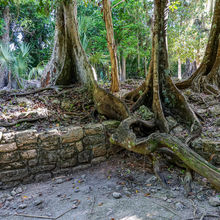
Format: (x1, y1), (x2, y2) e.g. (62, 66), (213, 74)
(124, 0), (200, 135)
(178, 58), (182, 80)
(118, 52), (122, 81)
(120, 0), (220, 190)
(41, 0), (128, 120)
(41, 0), (220, 192)
(183, 58), (197, 79)
(0, 6), (10, 89)
(176, 0), (220, 94)
(144, 57), (148, 77)
(121, 55), (126, 81)
(102, 0), (120, 92)
(137, 38), (140, 74)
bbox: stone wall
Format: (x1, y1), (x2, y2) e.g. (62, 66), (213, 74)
(0, 119), (219, 189)
(191, 138), (220, 166)
(0, 121), (120, 189)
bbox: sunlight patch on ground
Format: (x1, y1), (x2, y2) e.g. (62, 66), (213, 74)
(120, 215), (143, 220)
(0, 96), (49, 121)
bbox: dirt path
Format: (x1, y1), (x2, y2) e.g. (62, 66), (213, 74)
(0, 153), (220, 220)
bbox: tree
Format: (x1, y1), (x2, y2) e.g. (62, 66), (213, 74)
(112, 0), (220, 191)
(42, 0), (220, 191)
(176, 0), (220, 94)
(41, 0), (129, 120)
(0, 5), (10, 88)
(102, 0), (119, 92)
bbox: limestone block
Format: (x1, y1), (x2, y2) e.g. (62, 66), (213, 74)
(61, 126), (83, 143)
(28, 159), (38, 167)
(78, 150), (91, 163)
(35, 173), (51, 182)
(40, 150), (58, 164)
(0, 169), (28, 182)
(60, 146), (75, 160)
(16, 130), (38, 148)
(72, 164), (91, 173)
(83, 135), (105, 146)
(192, 138), (220, 153)
(91, 156), (106, 165)
(3, 162), (24, 170)
(60, 157), (77, 168)
(0, 151), (20, 164)
(210, 105), (220, 116)
(92, 144), (106, 157)
(0, 143), (17, 153)
(21, 149), (37, 160)
(38, 129), (60, 150)
(76, 141), (83, 152)
(1, 132), (15, 144)
(84, 124), (104, 135)
(30, 165), (55, 174)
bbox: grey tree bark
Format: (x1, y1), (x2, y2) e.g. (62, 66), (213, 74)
(41, 0), (129, 120)
(102, 0), (120, 92)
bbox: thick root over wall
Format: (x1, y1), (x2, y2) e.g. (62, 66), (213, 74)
(110, 117), (220, 191)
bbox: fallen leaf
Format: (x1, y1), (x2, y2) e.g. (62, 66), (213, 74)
(144, 193), (151, 197)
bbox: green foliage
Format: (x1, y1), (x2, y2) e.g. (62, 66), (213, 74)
(136, 105), (154, 120)
(168, 0), (211, 75)
(0, 41), (34, 87)
(0, 0), (213, 81)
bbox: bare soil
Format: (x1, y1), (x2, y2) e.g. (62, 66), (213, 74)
(0, 81), (219, 219)
(0, 152), (220, 220)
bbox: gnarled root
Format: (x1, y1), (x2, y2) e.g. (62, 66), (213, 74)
(110, 117), (220, 191)
(176, 38), (220, 95)
(123, 61), (153, 108)
(93, 85), (130, 121)
(152, 153), (169, 188)
(184, 168), (192, 196)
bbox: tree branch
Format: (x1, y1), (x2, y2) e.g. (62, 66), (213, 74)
(112, 0), (125, 9)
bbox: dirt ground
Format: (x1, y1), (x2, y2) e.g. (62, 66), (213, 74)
(0, 81), (219, 219)
(0, 151), (220, 220)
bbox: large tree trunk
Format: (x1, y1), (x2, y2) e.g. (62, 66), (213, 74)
(102, 0), (120, 92)
(176, 0), (220, 94)
(119, 0), (220, 191)
(124, 0), (200, 135)
(0, 6), (10, 89)
(41, 0), (220, 191)
(121, 55), (126, 81)
(183, 58), (197, 79)
(41, 0), (89, 87)
(41, 0), (128, 120)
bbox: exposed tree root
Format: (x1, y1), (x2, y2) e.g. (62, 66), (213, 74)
(110, 117), (220, 191)
(0, 117), (47, 127)
(184, 168), (192, 195)
(93, 85), (129, 121)
(124, 75), (201, 143)
(152, 153), (169, 188)
(8, 85), (77, 97)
